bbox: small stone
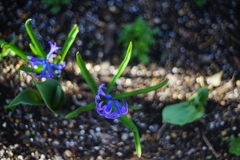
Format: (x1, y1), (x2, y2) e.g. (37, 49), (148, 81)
(55, 155), (64, 160)
(96, 156), (103, 160)
(165, 135), (171, 141)
(2, 122), (7, 128)
(116, 152), (123, 157)
(121, 133), (129, 141)
(17, 155), (24, 160)
(95, 127), (101, 132)
(40, 154), (45, 160)
(171, 132), (177, 138)
(64, 150), (72, 158)
(182, 131), (187, 139)
(0, 150), (4, 157)
(172, 67), (178, 73)
(187, 148), (196, 155)
(68, 123), (74, 129)
(94, 146), (100, 151)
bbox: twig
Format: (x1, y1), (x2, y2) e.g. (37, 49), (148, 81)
(156, 123), (168, 140)
(225, 31), (240, 46)
(199, 34), (215, 49)
(202, 131), (220, 158)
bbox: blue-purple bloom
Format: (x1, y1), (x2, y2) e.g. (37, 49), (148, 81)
(95, 84), (128, 119)
(27, 41), (66, 78)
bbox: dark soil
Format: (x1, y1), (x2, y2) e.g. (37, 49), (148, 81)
(1, 0), (240, 159)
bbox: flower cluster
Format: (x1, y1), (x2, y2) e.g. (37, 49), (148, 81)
(95, 84), (128, 119)
(27, 41), (66, 78)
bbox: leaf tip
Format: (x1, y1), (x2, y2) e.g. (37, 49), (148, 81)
(25, 18), (32, 24)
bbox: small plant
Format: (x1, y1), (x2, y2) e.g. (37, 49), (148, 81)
(118, 16), (159, 64)
(229, 137), (240, 156)
(1, 19), (78, 78)
(41, 0), (72, 14)
(192, 0), (209, 6)
(0, 37), (17, 60)
(162, 88), (208, 125)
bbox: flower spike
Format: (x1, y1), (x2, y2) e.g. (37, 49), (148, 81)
(27, 41), (65, 78)
(95, 84), (128, 119)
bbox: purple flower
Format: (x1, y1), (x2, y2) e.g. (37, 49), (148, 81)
(95, 84), (128, 119)
(27, 41), (65, 78)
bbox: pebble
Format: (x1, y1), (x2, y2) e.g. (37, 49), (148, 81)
(221, 130), (227, 137)
(2, 122), (7, 128)
(0, 150), (5, 157)
(187, 148), (196, 155)
(96, 156), (103, 160)
(18, 155), (24, 160)
(170, 132), (177, 139)
(94, 146), (100, 151)
(64, 150), (72, 158)
(165, 135), (171, 141)
(121, 133), (129, 141)
(116, 152), (123, 157)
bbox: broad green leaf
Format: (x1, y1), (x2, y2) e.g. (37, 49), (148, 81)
(1, 43), (28, 61)
(162, 101), (204, 125)
(4, 89), (44, 110)
(113, 79), (168, 99)
(34, 79), (65, 114)
(65, 102), (95, 119)
(58, 24), (79, 62)
(107, 42), (132, 93)
(229, 137), (240, 156)
(25, 19), (45, 58)
(118, 115), (141, 157)
(76, 53), (98, 94)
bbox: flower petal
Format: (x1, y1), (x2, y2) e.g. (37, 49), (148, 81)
(47, 41), (61, 59)
(104, 100), (113, 114)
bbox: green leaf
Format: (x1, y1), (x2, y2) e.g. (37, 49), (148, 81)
(76, 53), (98, 94)
(162, 101), (204, 125)
(4, 89), (44, 110)
(34, 79), (65, 114)
(118, 115), (141, 157)
(25, 19), (45, 58)
(107, 42), (132, 92)
(17, 66), (33, 79)
(65, 102), (95, 119)
(113, 79), (168, 99)
(128, 105), (141, 110)
(1, 43), (28, 61)
(57, 24), (79, 62)
(188, 87), (208, 104)
(51, 5), (61, 14)
(17, 65), (44, 79)
(29, 43), (39, 56)
(229, 137), (240, 156)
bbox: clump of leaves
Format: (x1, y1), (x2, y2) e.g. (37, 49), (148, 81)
(162, 88), (208, 125)
(0, 37), (17, 60)
(5, 79), (65, 115)
(41, 0), (71, 14)
(229, 137), (240, 156)
(117, 16), (159, 64)
(192, 0), (209, 6)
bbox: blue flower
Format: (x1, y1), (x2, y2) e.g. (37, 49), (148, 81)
(27, 41), (66, 78)
(95, 84), (128, 119)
